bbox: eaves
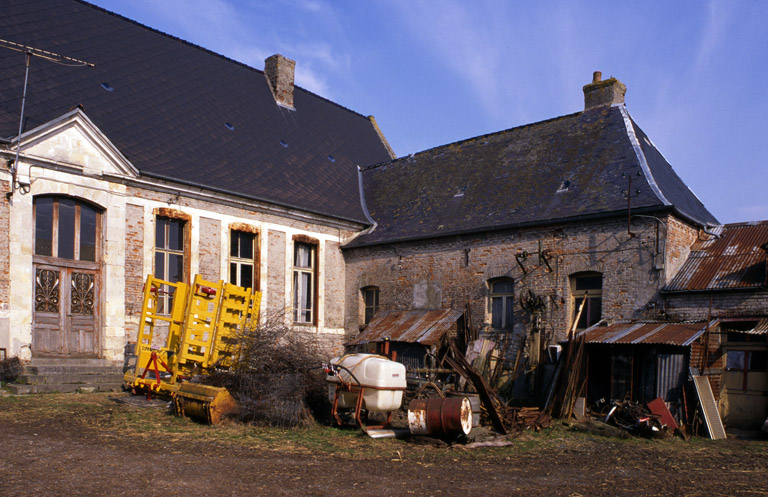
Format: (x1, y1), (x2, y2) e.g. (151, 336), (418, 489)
(343, 204), (677, 250)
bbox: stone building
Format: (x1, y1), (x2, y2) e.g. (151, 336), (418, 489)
(344, 72), (717, 349)
(0, 0), (394, 362)
(2, 1), (765, 430)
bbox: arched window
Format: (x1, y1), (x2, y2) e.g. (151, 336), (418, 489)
(570, 271), (602, 330)
(489, 278), (514, 330)
(361, 286), (380, 325)
(34, 196), (101, 262)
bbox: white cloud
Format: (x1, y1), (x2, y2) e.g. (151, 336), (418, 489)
(694, 0), (731, 74)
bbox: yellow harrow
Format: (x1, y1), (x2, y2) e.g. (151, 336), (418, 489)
(124, 274), (260, 424)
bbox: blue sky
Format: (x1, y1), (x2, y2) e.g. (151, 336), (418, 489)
(91, 0), (767, 225)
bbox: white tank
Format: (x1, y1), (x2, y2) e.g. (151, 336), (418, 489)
(326, 353), (406, 412)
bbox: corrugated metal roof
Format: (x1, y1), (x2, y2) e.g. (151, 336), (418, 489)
(347, 309), (462, 346)
(721, 318), (768, 335)
(665, 221), (768, 292)
(574, 320), (717, 346)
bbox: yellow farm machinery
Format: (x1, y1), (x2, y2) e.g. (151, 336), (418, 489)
(124, 274), (261, 424)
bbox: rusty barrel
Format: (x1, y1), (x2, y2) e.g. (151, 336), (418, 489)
(408, 397), (472, 437)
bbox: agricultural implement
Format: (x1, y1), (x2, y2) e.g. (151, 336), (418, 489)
(124, 274), (260, 424)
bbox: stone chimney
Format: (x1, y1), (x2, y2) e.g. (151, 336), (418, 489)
(583, 71), (626, 110)
(264, 54), (296, 109)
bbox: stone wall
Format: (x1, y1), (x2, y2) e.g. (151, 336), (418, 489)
(344, 214), (696, 356)
(198, 217), (222, 281)
(124, 204), (145, 341)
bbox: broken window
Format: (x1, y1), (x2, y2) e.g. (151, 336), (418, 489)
(362, 286), (380, 325)
(292, 242), (316, 324)
(34, 196), (100, 262)
(570, 272), (602, 330)
(229, 230), (257, 291)
(489, 278), (514, 330)
(724, 332), (768, 392)
(154, 216), (186, 313)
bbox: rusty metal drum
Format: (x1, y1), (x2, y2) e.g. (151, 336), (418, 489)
(407, 397), (472, 437)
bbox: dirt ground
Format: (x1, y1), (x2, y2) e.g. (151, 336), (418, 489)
(1, 393), (767, 497)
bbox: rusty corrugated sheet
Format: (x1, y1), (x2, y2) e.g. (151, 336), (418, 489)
(751, 319), (768, 334)
(722, 318), (768, 335)
(347, 309), (462, 346)
(575, 320), (716, 346)
(666, 221), (768, 292)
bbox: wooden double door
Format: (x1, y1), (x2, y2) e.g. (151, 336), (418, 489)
(32, 262), (100, 357)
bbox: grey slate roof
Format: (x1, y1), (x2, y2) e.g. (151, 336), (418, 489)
(348, 105), (718, 248)
(0, 0), (393, 223)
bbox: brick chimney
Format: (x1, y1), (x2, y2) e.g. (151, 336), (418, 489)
(583, 71), (626, 110)
(264, 54), (296, 109)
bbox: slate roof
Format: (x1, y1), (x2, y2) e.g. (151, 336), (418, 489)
(0, 0), (393, 223)
(664, 221), (768, 292)
(348, 105), (718, 247)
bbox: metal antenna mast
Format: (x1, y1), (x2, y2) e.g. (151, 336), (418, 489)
(0, 38), (94, 199)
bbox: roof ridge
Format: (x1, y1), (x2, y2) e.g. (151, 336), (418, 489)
(360, 110), (584, 172)
(617, 105), (671, 207)
(74, 0), (371, 121)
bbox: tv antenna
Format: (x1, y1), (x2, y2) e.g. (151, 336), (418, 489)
(0, 38), (94, 199)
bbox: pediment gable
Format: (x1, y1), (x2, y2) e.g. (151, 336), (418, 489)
(17, 109), (138, 178)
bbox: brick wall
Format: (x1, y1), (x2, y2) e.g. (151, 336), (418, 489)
(124, 203), (144, 340)
(0, 180), (9, 351)
(0, 180), (9, 307)
(198, 217), (221, 281)
(664, 215), (699, 282)
(324, 240), (345, 328)
(664, 291), (768, 322)
(344, 216), (671, 354)
(268, 230), (286, 315)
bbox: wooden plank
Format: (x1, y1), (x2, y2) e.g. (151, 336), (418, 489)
(693, 375), (726, 440)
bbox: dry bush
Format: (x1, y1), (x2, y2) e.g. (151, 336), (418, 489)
(204, 311), (329, 427)
(0, 357), (22, 383)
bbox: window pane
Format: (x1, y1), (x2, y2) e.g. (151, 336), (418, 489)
(492, 280), (513, 294)
(586, 297), (602, 327)
(168, 254), (183, 283)
(35, 197), (53, 256)
(156, 218), (166, 248)
(240, 233), (253, 260)
(575, 297), (588, 329)
(230, 262), (237, 284)
(293, 272), (300, 320)
(504, 296), (514, 329)
(57, 198), (76, 259)
(726, 351), (745, 371)
(491, 297), (503, 328)
(749, 351), (767, 371)
(230, 231), (239, 257)
(295, 243), (312, 268)
(301, 272), (312, 310)
(575, 275), (602, 291)
(168, 220), (184, 251)
(80, 203), (97, 261)
(240, 264), (253, 290)
(155, 252), (165, 279)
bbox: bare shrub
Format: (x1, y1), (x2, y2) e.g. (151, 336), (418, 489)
(204, 311), (328, 427)
(0, 357), (22, 383)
